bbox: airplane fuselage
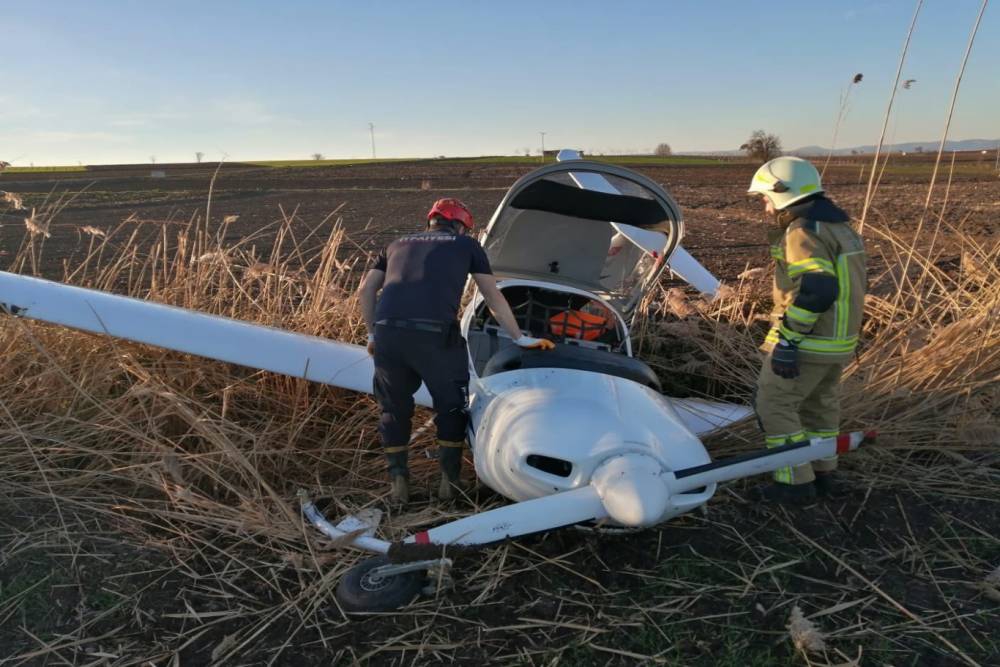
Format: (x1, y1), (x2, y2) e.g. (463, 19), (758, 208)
(458, 278), (719, 525)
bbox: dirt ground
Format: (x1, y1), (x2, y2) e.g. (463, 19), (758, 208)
(2, 486), (998, 666)
(1, 159), (998, 665)
(2, 156), (998, 283)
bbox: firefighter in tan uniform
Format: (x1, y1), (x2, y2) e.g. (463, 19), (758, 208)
(746, 157), (867, 503)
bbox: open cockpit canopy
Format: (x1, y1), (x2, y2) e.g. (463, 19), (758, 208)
(480, 161), (683, 315)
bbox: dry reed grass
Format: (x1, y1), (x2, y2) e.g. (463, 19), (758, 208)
(2, 190), (24, 210)
(0, 197), (997, 663)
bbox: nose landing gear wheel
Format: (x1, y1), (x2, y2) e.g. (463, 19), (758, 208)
(335, 555), (426, 613)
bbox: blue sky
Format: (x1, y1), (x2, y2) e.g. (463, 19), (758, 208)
(2, 1), (997, 165)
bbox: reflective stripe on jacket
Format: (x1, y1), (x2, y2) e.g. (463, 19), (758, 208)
(761, 197), (867, 364)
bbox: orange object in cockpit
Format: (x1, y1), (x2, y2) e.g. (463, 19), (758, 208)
(549, 310), (610, 341)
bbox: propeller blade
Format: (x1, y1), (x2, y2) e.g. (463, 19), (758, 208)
(397, 485), (607, 552)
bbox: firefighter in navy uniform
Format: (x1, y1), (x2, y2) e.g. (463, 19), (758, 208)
(746, 157), (867, 504)
(358, 198), (554, 505)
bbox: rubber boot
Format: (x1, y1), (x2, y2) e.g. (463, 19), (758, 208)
(749, 481), (817, 506)
(385, 446), (409, 506)
(814, 471), (847, 498)
(437, 440), (464, 501)
(390, 476), (410, 506)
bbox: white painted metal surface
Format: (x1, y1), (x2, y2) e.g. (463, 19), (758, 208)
(667, 431), (869, 494)
(590, 453), (671, 527)
(402, 485), (608, 547)
(302, 499), (391, 554)
(0, 271), (432, 405)
(665, 246), (721, 297)
(467, 368), (711, 502)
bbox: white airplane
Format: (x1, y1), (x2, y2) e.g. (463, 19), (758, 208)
(0, 150), (871, 611)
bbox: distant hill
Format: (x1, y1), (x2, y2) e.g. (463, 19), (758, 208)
(684, 138), (999, 157)
(793, 139), (1000, 156)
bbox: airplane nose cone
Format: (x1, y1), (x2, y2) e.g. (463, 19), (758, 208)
(591, 454), (670, 527)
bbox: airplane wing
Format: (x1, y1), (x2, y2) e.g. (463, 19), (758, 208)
(667, 397), (754, 436)
(0, 271), (433, 406)
(556, 149), (721, 297)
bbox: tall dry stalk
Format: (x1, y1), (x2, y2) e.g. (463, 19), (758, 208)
(858, 0), (924, 233)
(891, 0), (990, 306)
(820, 73), (863, 178)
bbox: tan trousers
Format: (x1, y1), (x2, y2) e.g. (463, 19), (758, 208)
(754, 357), (845, 484)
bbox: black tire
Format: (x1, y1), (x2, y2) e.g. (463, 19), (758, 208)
(335, 555), (426, 613)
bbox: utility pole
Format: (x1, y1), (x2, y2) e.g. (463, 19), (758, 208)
(539, 131), (546, 162)
(369, 123), (376, 160)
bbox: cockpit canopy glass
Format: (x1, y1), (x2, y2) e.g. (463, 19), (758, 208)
(482, 168), (676, 313)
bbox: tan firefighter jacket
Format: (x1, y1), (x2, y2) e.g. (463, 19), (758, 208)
(761, 196), (867, 364)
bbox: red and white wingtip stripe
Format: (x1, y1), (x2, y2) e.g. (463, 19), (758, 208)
(837, 430), (877, 454)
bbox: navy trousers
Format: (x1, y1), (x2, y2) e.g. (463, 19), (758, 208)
(372, 324), (470, 447)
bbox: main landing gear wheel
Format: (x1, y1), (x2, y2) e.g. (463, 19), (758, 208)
(335, 555), (426, 613)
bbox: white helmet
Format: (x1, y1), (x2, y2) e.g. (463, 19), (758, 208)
(747, 156), (823, 210)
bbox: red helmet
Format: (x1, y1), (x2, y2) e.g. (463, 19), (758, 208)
(427, 198), (474, 230)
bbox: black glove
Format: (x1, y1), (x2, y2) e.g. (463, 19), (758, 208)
(771, 337), (800, 379)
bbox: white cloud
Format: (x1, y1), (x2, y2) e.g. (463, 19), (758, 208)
(101, 101), (277, 130)
(106, 110), (191, 128)
(107, 118), (149, 128)
(0, 97), (53, 122)
(210, 98), (279, 125)
(31, 130), (131, 143)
